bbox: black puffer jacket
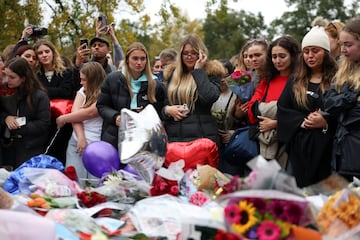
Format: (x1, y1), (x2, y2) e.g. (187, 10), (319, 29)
(37, 69), (74, 100)
(161, 60), (223, 145)
(96, 71), (165, 149)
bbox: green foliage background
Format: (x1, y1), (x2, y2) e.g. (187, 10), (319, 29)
(1, 0), (359, 62)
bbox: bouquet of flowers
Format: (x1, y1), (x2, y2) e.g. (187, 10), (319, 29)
(228, 69), (252, 86)
(150, 174), (180, 196)
(221, 190), (317, 240)
(77, 190), (107, 208)
(316, 188), (360, 238)
(212, 109), (227, 130)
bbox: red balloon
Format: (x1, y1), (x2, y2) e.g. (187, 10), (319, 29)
(82, 141), (121, 178)
(50, 99), (74, 119)
(165, 138), (219, 171)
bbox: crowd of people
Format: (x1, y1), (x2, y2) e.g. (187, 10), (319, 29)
(0, 15), (359, 188)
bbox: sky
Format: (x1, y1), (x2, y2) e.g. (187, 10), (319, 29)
(143, 0), (290, 25)
(42, 0), (288, 27)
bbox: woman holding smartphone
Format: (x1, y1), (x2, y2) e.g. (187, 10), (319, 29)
(0, 58), (50, 168)
(162, 34), (223, 169)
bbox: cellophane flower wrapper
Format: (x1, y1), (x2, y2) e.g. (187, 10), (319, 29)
(218, 189), (316, 239)
(316, 188), (360, 239)
(246, 156), (302, 195)
(302, 174), (350, 197)
(45, 208), (106, 237)
(22, 168), (82, 197)
(179, 164), (231, 201)
(209, 156), (303, 200)
(97, 169), (150, 203)
(348, 177), (360, 196)
(128, 194), (224, 239)
(150, 160), (185, 197)
(118, 105), (168, 184)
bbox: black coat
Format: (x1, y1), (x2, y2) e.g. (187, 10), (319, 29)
(277, 77), (336, 187)
(324, 83), (360, 177)
(38, 69), (74, 100)
(161, 61), (222, 145)
(38, 69), (75, 164)
(96, 71), (165, 149)
(0, 90), (51, 167)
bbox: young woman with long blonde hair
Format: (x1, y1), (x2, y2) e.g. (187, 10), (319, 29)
(97, 42), (165, 149)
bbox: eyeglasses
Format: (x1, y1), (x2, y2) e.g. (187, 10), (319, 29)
(182, 51), (198, 58)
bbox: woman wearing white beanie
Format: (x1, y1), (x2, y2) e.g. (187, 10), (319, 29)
(277, 26), (338, 188)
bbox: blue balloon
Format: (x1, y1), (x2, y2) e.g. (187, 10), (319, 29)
(3, 154), (64, 194)
(82, 141), (120, 178)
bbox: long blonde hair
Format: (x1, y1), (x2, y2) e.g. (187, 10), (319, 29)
(80, 62), (106, 108)
(334, 18), (360, 93)
(167, 34), (208, 112)
(124, 42), (157, 103)
(33, 39), (66, 75)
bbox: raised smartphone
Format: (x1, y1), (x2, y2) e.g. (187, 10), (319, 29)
(98, 15), (107, 32)
(80, 38), (88, 49)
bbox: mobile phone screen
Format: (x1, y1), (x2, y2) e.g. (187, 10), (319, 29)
(80, 38), (88, 49)
(98, 15), (107, 30)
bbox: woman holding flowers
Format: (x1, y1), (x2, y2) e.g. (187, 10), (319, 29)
(247, 36), (301, 167)
(277, 26), (338, 187)
(212, 59), (249, 175)
(324, 17), (360, 181)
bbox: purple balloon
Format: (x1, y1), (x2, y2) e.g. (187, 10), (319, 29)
(82, 141), (120, 178)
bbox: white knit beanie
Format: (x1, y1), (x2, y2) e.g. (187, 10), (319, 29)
(301, 26), (330, 51)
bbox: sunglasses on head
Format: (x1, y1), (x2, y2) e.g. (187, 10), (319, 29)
(248, 38), (268, 45)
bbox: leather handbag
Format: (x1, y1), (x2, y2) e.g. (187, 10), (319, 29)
(222, 126), (259, 166)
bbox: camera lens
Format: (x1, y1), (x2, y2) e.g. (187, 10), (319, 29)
(31, 26), (48, 37)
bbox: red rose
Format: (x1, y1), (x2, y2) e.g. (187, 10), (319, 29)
(150, 174), (180, 196)
(64, 166), (78, 181)
(77, 191), (107, 208)
(169, 185), (179, 196)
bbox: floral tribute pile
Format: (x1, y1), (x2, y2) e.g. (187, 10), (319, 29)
(4, 154), (360, 239)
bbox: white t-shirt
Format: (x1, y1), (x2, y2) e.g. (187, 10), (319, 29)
(72, 87), (103, 142)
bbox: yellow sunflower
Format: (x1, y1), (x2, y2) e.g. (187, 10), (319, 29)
(231, 200), (258, 234)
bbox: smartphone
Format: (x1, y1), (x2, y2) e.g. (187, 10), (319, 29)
(98, 15), (107, 32)
(182, 104), (189, 115)
(16, 117), (26, 126)
(80, 38), (88, 49)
